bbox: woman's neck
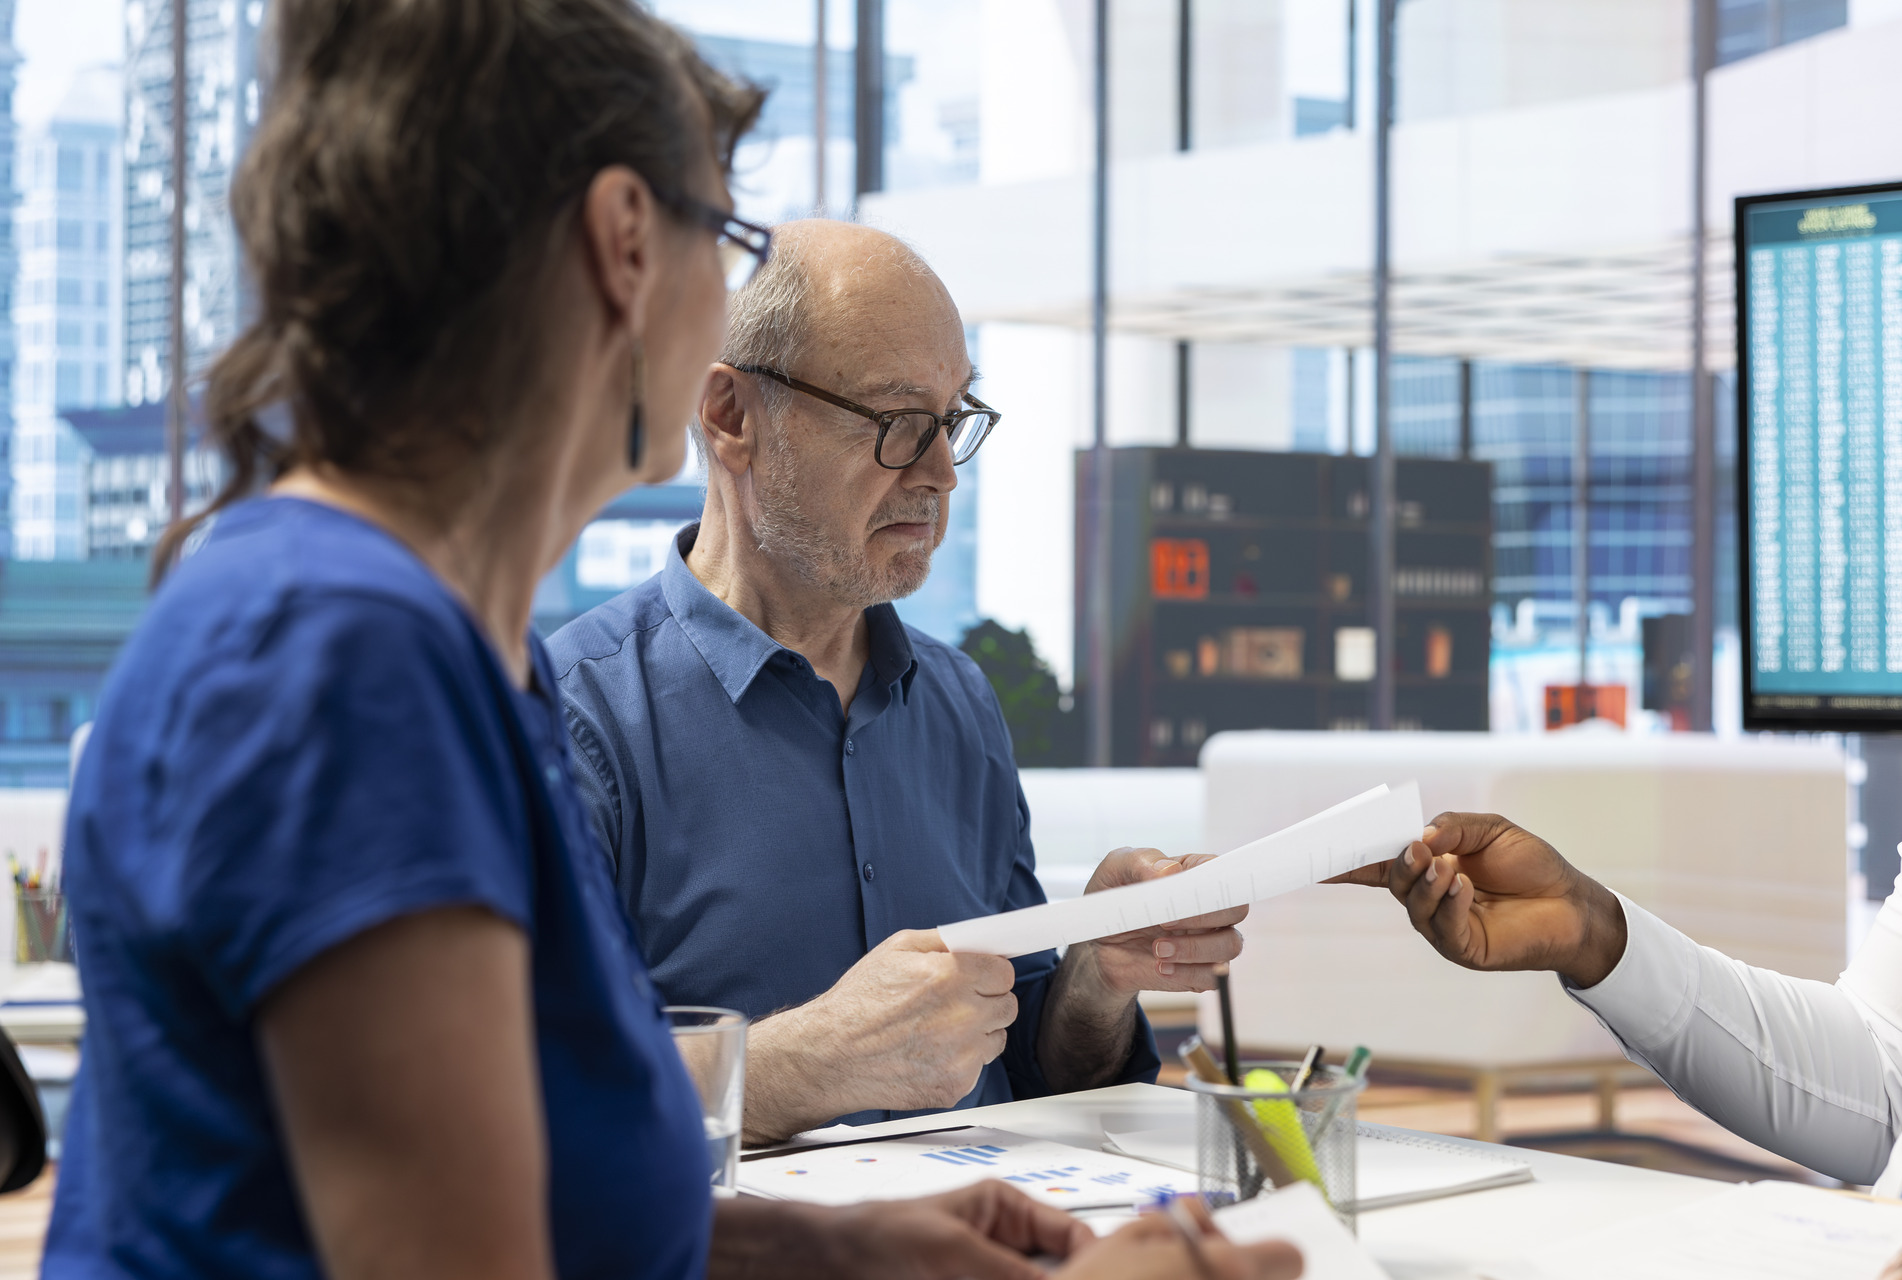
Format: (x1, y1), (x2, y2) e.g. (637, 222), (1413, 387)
(273, 463), (560, 689)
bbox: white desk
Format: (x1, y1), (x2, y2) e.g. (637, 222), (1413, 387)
(815, 1083), (1732, 1280)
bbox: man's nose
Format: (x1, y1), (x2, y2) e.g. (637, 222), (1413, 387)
(902, 427), (958, 493)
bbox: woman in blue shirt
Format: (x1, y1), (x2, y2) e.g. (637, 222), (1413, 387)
(39, 2), (1299, 1278)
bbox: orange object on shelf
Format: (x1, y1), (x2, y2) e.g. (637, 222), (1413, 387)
(1545, 684), (1628, 730)
(1150, 537), (1211, 600)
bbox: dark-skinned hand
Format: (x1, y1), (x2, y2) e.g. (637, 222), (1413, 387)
(1328, 811), (1628, 988)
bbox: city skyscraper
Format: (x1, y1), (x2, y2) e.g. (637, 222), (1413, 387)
(122, 0), (261, 408)
(13, 66), (122, 560)
(0, 0), (18, 559)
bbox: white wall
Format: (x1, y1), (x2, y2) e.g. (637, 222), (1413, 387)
(979, 0), (1088, 184)
(1399, 0), (1689, 122)
(1851, 0), (1902, 26)
(1187, 344), (1293, 450)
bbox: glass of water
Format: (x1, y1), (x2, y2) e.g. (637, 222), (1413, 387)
(665, 1006), (747, 1197)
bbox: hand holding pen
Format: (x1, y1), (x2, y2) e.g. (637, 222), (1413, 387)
(1048, 1198), (1302, 1280)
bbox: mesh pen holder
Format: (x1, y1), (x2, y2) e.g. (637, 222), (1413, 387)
(1187, 1061), (1366, 1231)
(15, 888), (71, 964)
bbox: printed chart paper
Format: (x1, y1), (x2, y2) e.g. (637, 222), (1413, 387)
(940, 782), (1423, 958)
(736, 1126), (1196, 1210)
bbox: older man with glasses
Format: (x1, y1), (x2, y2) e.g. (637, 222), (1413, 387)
(548, 220), (1245, 1144)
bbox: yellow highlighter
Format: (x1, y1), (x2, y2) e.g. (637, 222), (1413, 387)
(1242, 1068), (1325, 1191)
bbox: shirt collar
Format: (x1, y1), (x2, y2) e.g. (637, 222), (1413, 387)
(662, 524), (920, 705)
(660, 525), (784, 704)
(864, 602), (921, 701)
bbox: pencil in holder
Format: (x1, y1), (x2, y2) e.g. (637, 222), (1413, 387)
(1186, 1060), (1366, 1231)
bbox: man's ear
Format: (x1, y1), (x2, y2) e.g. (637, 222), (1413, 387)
(697, 366), (757, 478)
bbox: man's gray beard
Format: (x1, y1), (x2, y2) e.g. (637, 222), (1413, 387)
(750, 435), (940, 610)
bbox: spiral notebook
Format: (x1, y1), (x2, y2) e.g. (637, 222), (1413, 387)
(1101, 1120), (1533, 1211)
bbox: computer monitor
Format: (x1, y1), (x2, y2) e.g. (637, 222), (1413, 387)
(1738, 180), (1902, 731)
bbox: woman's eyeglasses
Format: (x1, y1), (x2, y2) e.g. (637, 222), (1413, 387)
(658, 190), (773, 292)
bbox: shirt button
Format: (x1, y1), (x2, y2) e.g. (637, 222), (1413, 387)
(544, 764), (563, 787)
(862, 862), (875, 882)
(845, 738), (856, 756)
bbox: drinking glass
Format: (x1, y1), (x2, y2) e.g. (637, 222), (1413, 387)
(666, 1006), (747, 1197)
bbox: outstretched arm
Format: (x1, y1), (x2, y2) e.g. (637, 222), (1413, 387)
(1336, 812), (1901, 1185)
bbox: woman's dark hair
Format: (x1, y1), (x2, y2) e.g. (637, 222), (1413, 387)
(155, 0), (763, 575)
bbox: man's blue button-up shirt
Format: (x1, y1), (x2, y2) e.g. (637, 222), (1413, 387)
(547, 525), (1158, 1125)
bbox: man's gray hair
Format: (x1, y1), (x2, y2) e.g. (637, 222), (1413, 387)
(693, 224), (942, 461)
(718, 241), (813, 421)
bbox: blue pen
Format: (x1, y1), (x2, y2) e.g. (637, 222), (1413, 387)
(1160, 1194), (1220, 1280)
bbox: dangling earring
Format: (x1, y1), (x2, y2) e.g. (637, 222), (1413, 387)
(627, 347), (646, 471)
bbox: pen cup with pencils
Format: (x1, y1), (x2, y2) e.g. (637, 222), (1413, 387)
(14, 887), (71, 965)
(1186, 1060), (1366, 1231)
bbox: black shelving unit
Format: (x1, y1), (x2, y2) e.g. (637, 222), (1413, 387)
(1074, 448), (1493, 766)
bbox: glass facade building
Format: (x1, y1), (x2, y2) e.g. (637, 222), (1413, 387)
(14, 69), (124, 560)
(122, 0), (262, 406)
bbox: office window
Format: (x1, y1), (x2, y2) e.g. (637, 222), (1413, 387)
(57, 220), (83, 250)
(95, 282), (107, 306)
(96, 223), (109, 252)
(56, 362), (82, 405)
(57, 146), (84, 192)
(56, 321), (82, 348)
(96, 149), (109, 191)
(57, 279), (82, 306)
(884, 1), (980, 190)
(1393, 357), (1462, 459)
(1716, 0), (1848, 65)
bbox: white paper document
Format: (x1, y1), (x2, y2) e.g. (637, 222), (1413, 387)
(1488, 1181), (1902, 1280)
(940, 782), (1424, 958)
(736, 1126), (1198, 1210)
(1214, 1182), (1391, 1280)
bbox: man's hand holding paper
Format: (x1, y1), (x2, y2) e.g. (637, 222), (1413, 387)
(1076, 848), (1249, 994)
(745, 931), (1020, 1142)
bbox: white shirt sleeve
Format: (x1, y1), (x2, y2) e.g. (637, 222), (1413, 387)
(1564, 887), (1902, 1186)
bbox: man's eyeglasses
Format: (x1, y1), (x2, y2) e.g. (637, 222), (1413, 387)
(657, 190), (773, 292)
(727, 364), (1002, 470)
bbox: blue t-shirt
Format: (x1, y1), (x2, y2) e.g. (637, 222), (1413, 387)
(43, 498), (710, 1280)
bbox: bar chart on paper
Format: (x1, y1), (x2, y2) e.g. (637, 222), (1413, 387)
(737, 1128), (1196, 1208)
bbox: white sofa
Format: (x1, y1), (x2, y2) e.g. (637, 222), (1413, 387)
(1018, 769), (1205, 901)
